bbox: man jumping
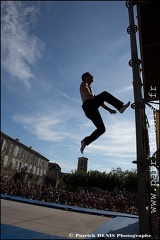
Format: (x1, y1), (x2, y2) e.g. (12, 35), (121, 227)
(80, 72), (130, 154)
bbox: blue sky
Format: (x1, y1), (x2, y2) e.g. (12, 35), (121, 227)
(1, 1), (143, 173)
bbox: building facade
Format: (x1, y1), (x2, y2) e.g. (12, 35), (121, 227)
(46, 162), (62, 187)
(1, 131), (49, 186)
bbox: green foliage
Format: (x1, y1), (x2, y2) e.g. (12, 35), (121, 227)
(62, 167), (137, 192)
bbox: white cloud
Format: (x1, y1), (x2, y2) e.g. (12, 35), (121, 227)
(13, 113), (68, 142)
(85, 120), (136, 158)
(12, 100), (82, 142)
(115, 85), (133, 94)
(1, 1), (45, 88)
(56, 88), (81, 104)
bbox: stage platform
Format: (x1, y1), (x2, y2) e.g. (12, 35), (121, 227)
(1, 194), (139, 239)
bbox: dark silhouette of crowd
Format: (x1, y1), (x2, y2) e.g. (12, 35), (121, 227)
(1, 178), (160, 239)
(1, 178), (139, 215)
(1, 178), (159, 238)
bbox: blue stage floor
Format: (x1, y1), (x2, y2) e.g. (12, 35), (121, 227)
(1, 194), (139, 239)
(1, 224), (66, 239)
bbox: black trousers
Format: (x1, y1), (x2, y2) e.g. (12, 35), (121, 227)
(82, 91), (123, 146)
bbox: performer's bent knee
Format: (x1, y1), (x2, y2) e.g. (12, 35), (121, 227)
(101, 91), (109, 98)
(99, 126), (106, 135)
(102, 91), (108, 95)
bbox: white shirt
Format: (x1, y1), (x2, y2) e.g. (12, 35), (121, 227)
(80, 81), (95, 104)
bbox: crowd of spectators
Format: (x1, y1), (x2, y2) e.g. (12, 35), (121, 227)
(1, 178), (160, 238)
(1, 178), (139, 215)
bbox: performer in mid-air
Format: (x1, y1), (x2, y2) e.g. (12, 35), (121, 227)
(80, 72), (130, 154)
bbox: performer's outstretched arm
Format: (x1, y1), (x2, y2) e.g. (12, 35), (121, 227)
(101, 103), (117, 114)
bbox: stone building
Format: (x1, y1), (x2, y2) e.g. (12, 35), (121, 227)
(77, 157), (88, 172)
(46, 162), (62, 187)
(1, 131), (49, 186)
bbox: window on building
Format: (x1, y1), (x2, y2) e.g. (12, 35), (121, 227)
(23, 151), (27, 161)
(33, 166), (36, 174)
(3, 156), (8, 167)
(29, 154), (34, 163)
(12, 158), (16, 169)
(25, 152), (29, 161)
(29, 167), (33, 173)
(36, 167), (40, 175)
(33, 155), (37, 165)
(16, 161), (22, 172)
(13, 146), (19, 157)
(20, 149), (25, 159)
(40, 168), (43, 176)
(5, 142), (12, 154)
(35, 156), (39, 165)
(39, 159), (43, 167)
(1, 138), (6, 150)
(37, 158), (40, 166)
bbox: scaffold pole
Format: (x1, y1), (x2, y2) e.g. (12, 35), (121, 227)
(126, 1), (148, 234)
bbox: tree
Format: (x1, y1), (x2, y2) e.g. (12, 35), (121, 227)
(61, 167), (137, 193)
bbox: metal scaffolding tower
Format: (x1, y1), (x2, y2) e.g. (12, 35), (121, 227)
(126, 1), (159, 237)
